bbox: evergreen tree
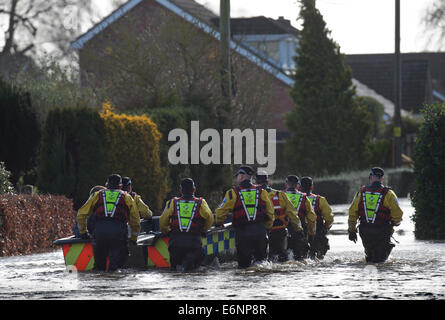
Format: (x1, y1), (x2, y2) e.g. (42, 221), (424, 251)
(411, 103), (445, 239)
(285, 0), (372, 176)
(0, 77), (41, 184)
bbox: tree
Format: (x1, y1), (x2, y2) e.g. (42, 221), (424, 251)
(0, 76), (40, 185)
(423, 0), (445, 49)
(411, 103), (445, 239)
(0, 0), (97, 56)
(285, 0), (372, 176)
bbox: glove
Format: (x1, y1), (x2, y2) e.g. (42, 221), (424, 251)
(80, 232), (90, 239)
(348, 231), (357, 243)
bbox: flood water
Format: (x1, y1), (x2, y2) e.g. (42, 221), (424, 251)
(1, 198), (444, 300)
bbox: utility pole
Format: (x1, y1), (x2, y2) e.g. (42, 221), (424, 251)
(219, 0), (232, 127)
(394, 0), (402, 167)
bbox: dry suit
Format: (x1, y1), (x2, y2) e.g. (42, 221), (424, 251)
(159, 194), (213, 271)
(263, 185), (305, 262)
(348, 181), (403, 263)
(77, 189), (140, 271)
(215, 180), (275, 268)
(284, 188), (317, 260)
(306, 193), (334, 259)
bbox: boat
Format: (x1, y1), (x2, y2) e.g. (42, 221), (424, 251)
(53, 216), (236, 271)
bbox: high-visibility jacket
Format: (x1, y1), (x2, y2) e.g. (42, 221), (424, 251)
(268, 189), (303, 233)
(77, 189), (140, 240)
(348, 182), (403, 233)
(93, 189), (129, 223)
(215, 183), (275, 230)
(128, 191), (152, 219)
(159, 195), (214, 235)
(306, 193), (334, 230)
(170, 196), (204, 234)
(284, 189), (317, 236)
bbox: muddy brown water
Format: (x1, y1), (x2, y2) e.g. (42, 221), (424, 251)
(0, 198), (444, 300)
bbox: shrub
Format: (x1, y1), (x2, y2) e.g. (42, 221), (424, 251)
(100, 103), (168, 213)
(37, 106), (108, 209)
(0, 194), (75, 256)
(0, 77), (41, 184)
(411, 103), (445, 239)
(146, 106), (232, 208)
(0, 162), (14, 194)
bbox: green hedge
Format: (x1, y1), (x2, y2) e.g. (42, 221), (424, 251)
(411, 103), (445, 239)
(37, 106), (108, 210)
(0, 77), (40, 184)
(37, 105), (168, 212)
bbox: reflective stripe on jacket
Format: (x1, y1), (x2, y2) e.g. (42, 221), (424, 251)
(93, 189), (129, 223)
(170, 197), (204, 234)
(358, 185), (391, 225)
(271, 191), (289, 231)
(232, 185), (268, 227)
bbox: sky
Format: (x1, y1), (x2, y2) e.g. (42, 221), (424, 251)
(192, 0), (438, 54)
(91, 0), (439, 54)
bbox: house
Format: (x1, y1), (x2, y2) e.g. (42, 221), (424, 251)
(344, 53), (445, 114)
(211, 16), (299, 74)
(72, 0), (296, 139)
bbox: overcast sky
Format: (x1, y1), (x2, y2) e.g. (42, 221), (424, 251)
(193, 0), (437, 54)
(91, 0), (439, 54)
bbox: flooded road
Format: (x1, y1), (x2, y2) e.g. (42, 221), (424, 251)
(1, 198), (444, 300)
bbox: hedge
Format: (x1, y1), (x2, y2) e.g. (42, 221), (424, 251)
(0, 77), (41, 184)
(100, 102), (168, 213)
(37, 106), (108, 210)
(0, 194), (75, 256)
(37, 103), (168, 212)
(411, 103), (445, 239)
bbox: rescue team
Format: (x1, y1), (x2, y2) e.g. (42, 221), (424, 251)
(76, 166), (404, 272)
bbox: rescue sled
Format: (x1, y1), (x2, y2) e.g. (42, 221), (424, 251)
(53, 216), (236, 271)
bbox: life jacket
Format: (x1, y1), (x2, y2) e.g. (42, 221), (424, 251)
(357, 185), (392, 225)
(93, 189), (129, 223)
(232, 185), (268, 227)
(271, 191), (289, 231)
(285, 190), (307, 223)
(307, 193), (322, 223)
(170, 196), (204, 234)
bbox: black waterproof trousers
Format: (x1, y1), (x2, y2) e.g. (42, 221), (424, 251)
(287, 224), (309, 260)
(359, 223), (395, 263)
(268, 228), (288, 262)
(234, 222), (268, 268)
(310, 224), (330, 259)
(92, 219), (128, 271)
(168, 232), (205, 271)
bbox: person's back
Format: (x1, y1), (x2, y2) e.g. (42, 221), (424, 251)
(159, 178), (213, 271)
(300, 176), (333, 259)
(254, 172), (305, 262)
(283, 175), (316, 260)
(77, 174), (140, 271)
(348, 167), (403, 262)
(122, 177), (152, 220)
(215, 166), (274, 268)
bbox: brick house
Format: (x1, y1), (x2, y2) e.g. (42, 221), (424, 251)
(72, 0), (296, 139)
(72, 0), (393, 140)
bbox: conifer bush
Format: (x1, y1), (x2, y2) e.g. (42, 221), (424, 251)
(37, 106), (107, 209)
(0, 77), (40, 184)
(411, 103), (445, 239)
(285, 0), (372, 176)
